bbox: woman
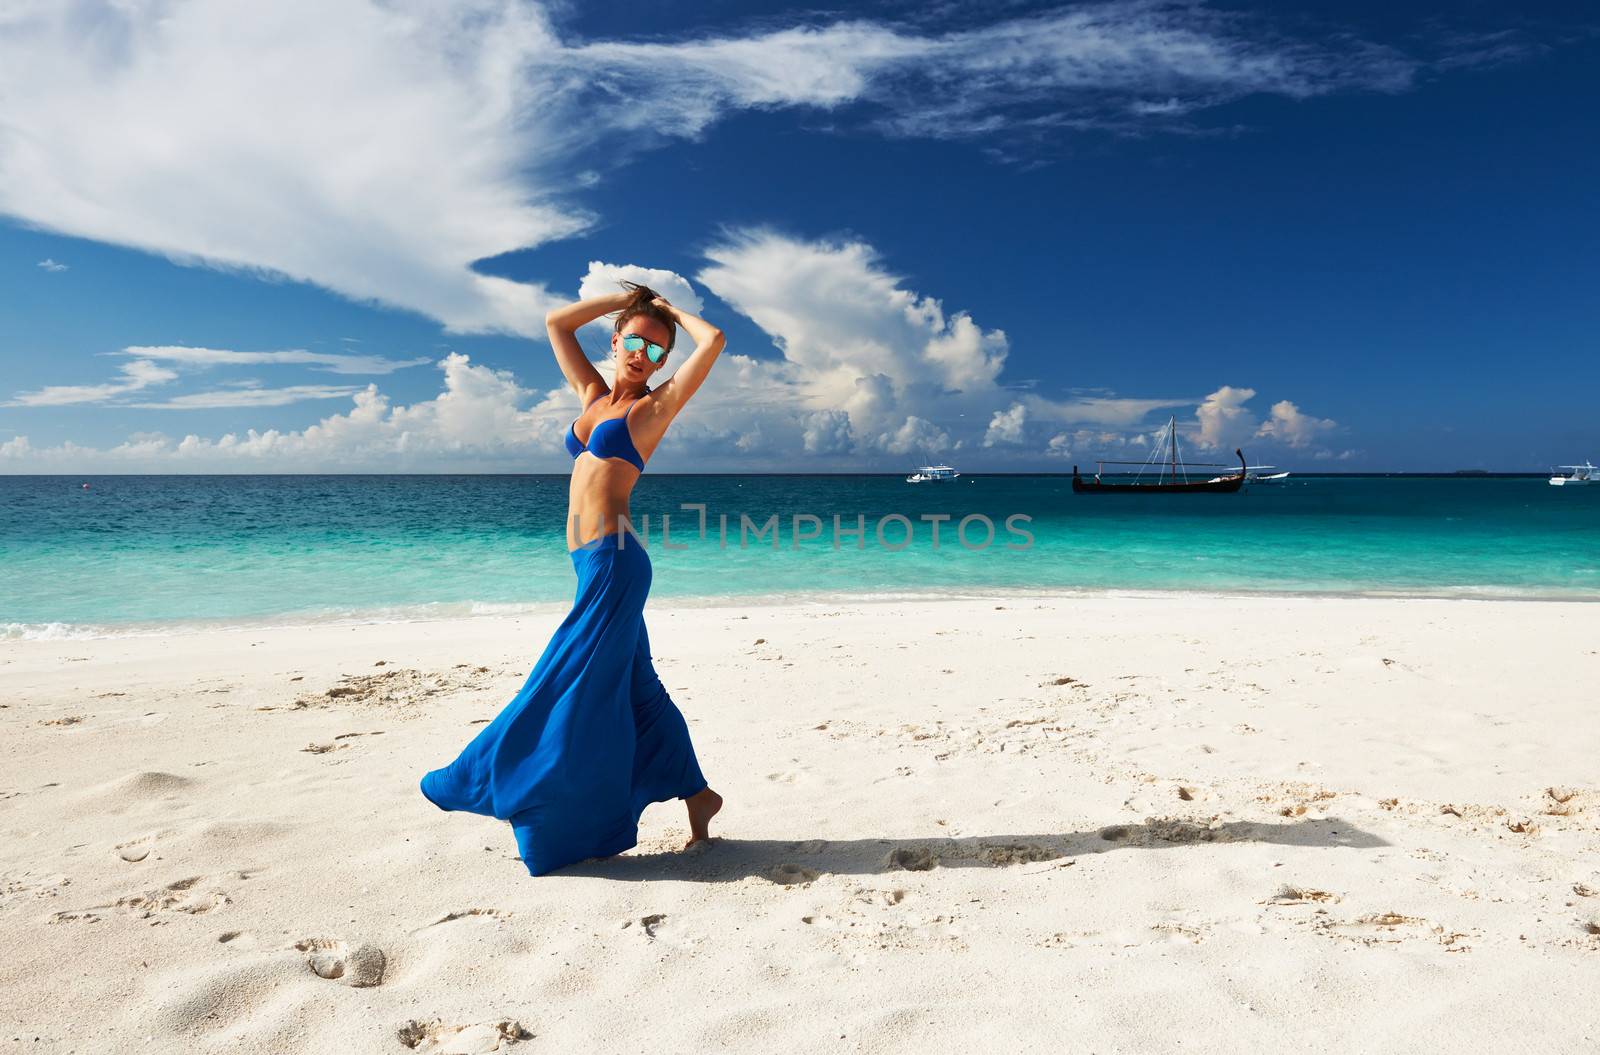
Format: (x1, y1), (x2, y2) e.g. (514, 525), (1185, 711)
(420, 282), (726, 876)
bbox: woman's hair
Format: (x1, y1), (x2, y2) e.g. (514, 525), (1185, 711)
(612, 281), (676, 354)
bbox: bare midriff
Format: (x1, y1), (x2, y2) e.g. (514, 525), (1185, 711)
(566, 454), (642, 550)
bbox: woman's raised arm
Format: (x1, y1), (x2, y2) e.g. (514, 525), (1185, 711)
(545, 291), (631, 404)
(650, 299), (726, 416)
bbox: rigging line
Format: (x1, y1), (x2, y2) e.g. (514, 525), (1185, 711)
(1134, 418), (1165, 483)
(1175, 418), (1188, 483)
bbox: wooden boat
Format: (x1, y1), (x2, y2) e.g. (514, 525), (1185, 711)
(1072, 417), (1247, 494)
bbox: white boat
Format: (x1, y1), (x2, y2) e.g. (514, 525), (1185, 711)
(1206, 465), (1290, 485)
(906, 464), (960, 483)
(1549, 462), (1598, 486)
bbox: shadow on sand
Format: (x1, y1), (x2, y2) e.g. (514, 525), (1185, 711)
(556, 815), (1387, 882)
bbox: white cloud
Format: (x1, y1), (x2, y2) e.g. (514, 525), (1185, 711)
(0, 353), (558, 472)
(6, 359), (177, 406)
(1193, 385), (1258, 450)
(36, 257), (68, 272)
(119, 346), (430, 375)
(1190, 386), (1345, 457)
(1255, 399), (1338, 448)
(574, 262), (705, 347)
(1, 243), (1346, 470)
(6, 343), (430, 408)
(690, 229), (1024, 463)
(882, 416), (952, 457)
(1046, 427), (1155, 463)
(1024, 394), (1193, 428)
(0, 1), (1429, 337)
(697, 228), (1008, 409)
(0, 0), (577, 336)
(984, 403), (1028, 446)
(801, 410), (855, 455)
(574, 6), (1418, 144)
(126, 385), (364, 409)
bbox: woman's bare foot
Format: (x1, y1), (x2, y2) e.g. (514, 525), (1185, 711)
(684, 786), (722, 849)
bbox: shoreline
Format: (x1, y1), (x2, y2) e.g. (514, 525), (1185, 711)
(7, 582), (1600, 642)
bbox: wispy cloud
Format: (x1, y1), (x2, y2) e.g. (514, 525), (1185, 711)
(8, 343), (429, 408)
(573, 3), (1419, 145)
(125, 385), (364, 409)
(117, 345), (430, 375)
(36, 258), (68, 272)
(0, 1), (1500, 338)
(7, 359), (176, 407)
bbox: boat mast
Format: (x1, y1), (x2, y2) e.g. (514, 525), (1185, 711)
(1168, 416), (1177, 482)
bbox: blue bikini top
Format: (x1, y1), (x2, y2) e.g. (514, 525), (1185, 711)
(565, 393), (647, 472)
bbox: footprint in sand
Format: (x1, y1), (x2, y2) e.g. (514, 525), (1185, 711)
(976, 842), (1059, 866)
(1151, 921), (1208, 944)
(70, 771), (198, 819)
(804, 886), (961, 951)
(397, 1018), (532, 1053)
(118, 875), (231, 917)
(767, 863), (820, 886)
(1543, 787), (1581, 817)
(293, 937), (386, 987)
(51, 874), (233, 923)
(114, 832), (166, 863)
(620, 913), (670, 940)
(294, 665), (495, 714)
(882, 847), (936, 872)
(1315, 912), (1471, 951)
(109, 771), (197, 799)
(1262, 885), (1341, 906)
(1099, 817), (1226, 845)
(216, 930), (256, 947)
(856, 887), (906, 908)
(784, 839), (828, 854)
(415, 908), (511, 933)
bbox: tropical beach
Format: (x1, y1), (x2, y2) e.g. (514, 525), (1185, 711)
(4, 592), (1599, 1052)
(5, 0), (1600, 1052)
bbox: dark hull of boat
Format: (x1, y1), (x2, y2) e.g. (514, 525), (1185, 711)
(1071, 475), (1244, 494)
(1073, 448), (1247, 494)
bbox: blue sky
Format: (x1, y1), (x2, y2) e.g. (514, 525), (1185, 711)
(1, 0), (1594, 472)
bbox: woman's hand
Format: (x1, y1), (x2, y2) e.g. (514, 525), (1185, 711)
(546, 290), (632, 335)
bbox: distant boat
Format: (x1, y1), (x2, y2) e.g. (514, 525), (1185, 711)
(906, 464), (960, 483)
(1073, 417), (1246, 495)
(1549, 462), (1598, 486)
(1207, 465), (1290, 485)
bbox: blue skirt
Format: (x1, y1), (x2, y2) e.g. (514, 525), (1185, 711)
(419, 531), (708, 876)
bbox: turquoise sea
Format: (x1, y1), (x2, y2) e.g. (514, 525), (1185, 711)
(2, 474), (1596, 637)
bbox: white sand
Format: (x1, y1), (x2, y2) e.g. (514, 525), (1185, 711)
(2, 594), (1598, 1053)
